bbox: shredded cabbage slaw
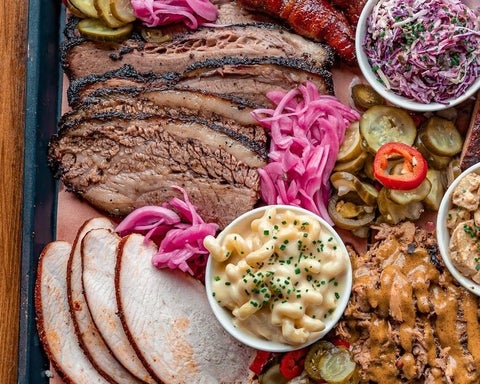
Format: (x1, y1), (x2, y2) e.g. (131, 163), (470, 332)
(364, 0), (480, 104)
(253, 82), (360, 225)
(130, 0), (218, 29)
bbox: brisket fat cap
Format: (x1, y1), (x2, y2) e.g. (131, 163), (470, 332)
(115, 233), (256, 383)
(48, 111), (267, 229)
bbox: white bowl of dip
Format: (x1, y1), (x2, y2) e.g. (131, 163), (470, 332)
(356, 0), (480, 112)
(437, 162), (480, 296)
(204, 205), (352, 352)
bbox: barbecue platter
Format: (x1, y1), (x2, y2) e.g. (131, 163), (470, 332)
(34, 0), (480, 383)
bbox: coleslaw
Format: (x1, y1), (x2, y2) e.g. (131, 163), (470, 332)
(364, 0), (480, 104)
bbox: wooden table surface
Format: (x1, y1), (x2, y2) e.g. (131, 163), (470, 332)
(0, 1), (28, 383)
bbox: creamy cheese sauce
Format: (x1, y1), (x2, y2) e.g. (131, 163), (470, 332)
(204, 207), (349, 345)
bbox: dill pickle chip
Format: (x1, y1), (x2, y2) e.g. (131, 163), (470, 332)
(94, 0), (126, 28)
(351, 83), (385, 109)
(70, 0), (99, 18)
(360, 105), (416, 154)
(65, 0), (89, 18)
(78, 18), (133, 42)
(419, 116), (463, 157)
(337, 121), (363, 163)
(110, 0), (136, 23)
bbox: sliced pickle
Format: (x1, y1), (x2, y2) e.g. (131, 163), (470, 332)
(360, 105), (416, 154)
(258, 364), (289, 384)
(414, 135), (451, 170)
(78, 18), (133, 42)
(328, 195), (375, 231)
(423, 169), (445, 211)
(65, 0), (89, 17)
(351, 83), (385, 110)
(110, 0), (136, 23)
(333, 151), (368, 174)
(70, 0), (99, 18)
(305, 341), (357, 383)
(94, 0), (126, 28)
(330, 172), (378, 206)
(140, 27), (173, 43)
(387, 178), (432, 205)
(319, 347), (357, 384)
(377, 188), (424, 225)
(337, 121), (362, 163)
(444, 158), (462, 188)
(418, 116), (463, 157)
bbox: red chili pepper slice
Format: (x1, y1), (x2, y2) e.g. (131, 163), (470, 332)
(279, 348), (309, 380)
(373, 142), (428, 190)
(331, 338), (351, 349)
(249, 350), (273, 375)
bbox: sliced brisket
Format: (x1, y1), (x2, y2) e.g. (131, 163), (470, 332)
(63, 87), (267, 146)
(49, 111), (266, 228)
(61, 22), (334, 80)
(67, 56), (333, 108)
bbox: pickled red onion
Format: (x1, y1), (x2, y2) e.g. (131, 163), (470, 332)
(130, 0), (218, 29)
(115, 186), (218, 279)
(253, 81), (360, 224)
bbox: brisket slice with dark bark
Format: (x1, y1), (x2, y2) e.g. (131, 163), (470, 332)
(67, 56), (333, 108)
(49, 110), (267, 228)
(63, 87), (267, 146)
(61, 22), (334, 80)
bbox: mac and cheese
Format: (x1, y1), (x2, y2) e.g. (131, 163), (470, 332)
(204, 206), (349, 345)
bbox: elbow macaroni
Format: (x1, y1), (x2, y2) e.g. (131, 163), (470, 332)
(205, 206), (349, 346)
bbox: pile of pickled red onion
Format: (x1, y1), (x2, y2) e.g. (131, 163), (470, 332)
(115, 186), (218, 280)
(253, 81), (360, 224)
(364, 0), (480, 104)
(130, 0), (218, 29)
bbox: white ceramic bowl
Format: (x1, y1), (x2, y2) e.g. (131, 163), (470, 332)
(205, 205), (352, 352)
(356, 0), (480, 112)
(437, 162), (480, 296)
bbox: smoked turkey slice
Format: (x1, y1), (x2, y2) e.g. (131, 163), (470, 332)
(67, 217), (142, 383)
(115, 233), (256, 383)
(35, 241), (109, 383)
(81, 227), (156, 383)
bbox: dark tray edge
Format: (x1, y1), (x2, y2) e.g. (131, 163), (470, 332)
(17, 2), (64, 383)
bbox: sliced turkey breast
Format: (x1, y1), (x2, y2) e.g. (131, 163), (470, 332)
(81, 228), (156, 383)
(34, 241), (109, 383)
(116, 233), (256, 384)
(67, 217), (142, 383)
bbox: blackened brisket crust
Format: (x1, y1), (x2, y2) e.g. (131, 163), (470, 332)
(61, 22), (334, 80)
(49, 109), (267, 228)
(67, 56), (334, 107)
